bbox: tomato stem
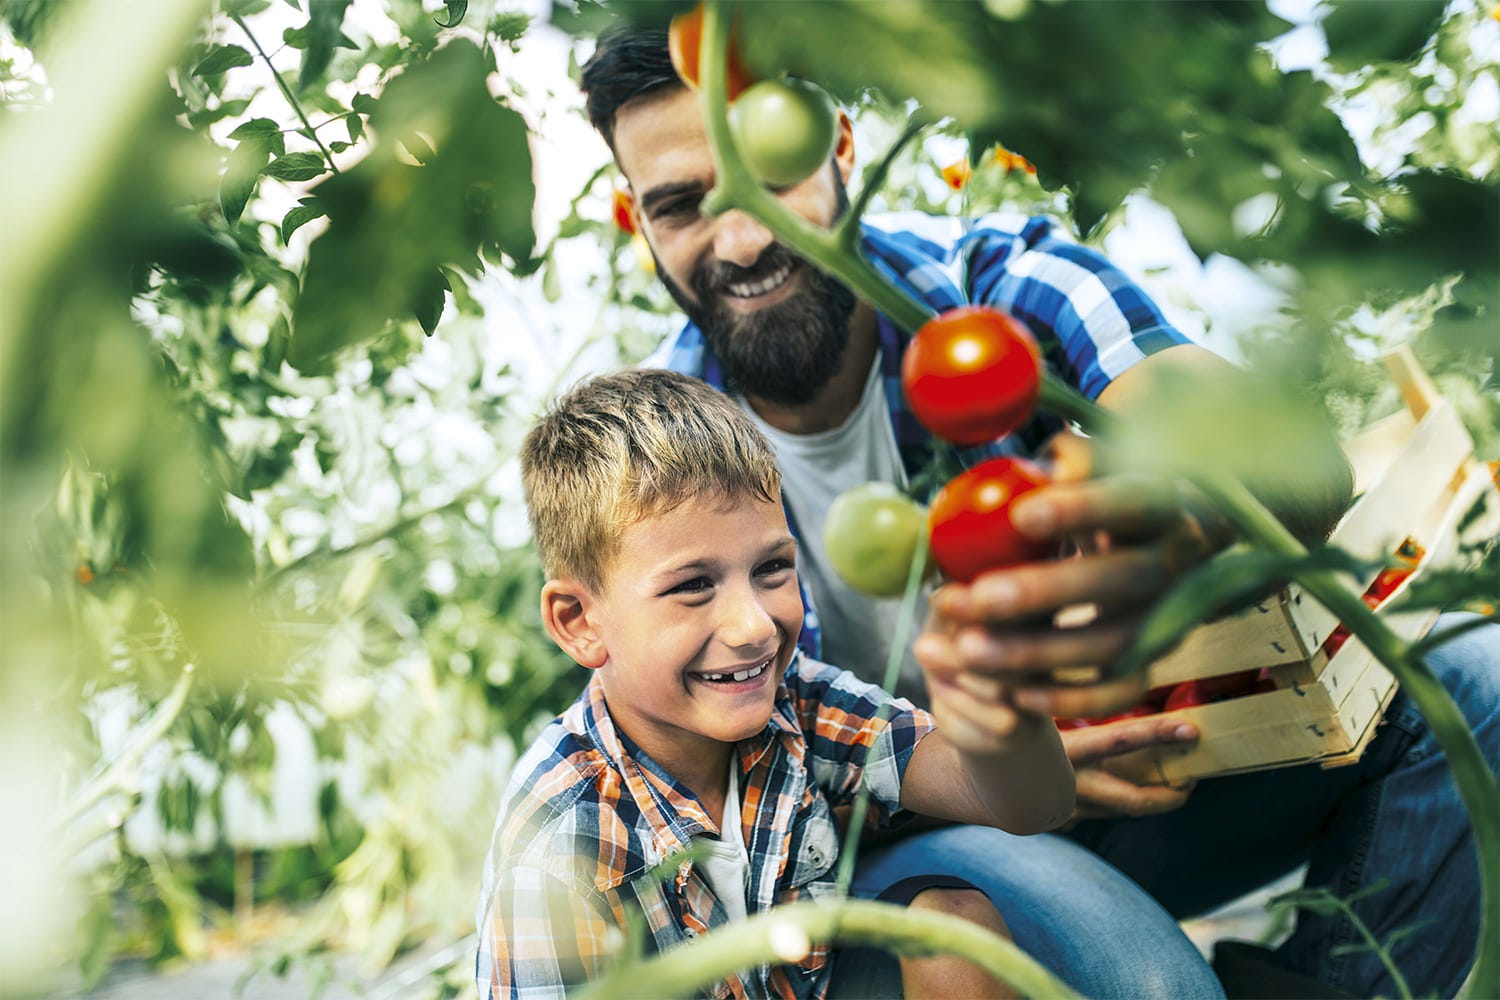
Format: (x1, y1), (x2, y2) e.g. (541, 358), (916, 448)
(835, 531), (930, 894)
(837, 115), (932, 253)
(1195, 471), (1498, 998)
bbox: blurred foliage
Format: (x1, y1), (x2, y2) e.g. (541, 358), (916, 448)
(0, 0), (1496, 995)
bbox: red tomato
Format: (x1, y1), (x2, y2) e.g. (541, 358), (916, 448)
(1323, 624), (1352, 658)
(1094, 705), (1157, 724)
(902, 306), (1043, 445)
(928, 457), (1052, 582)
(1164, 681), (1209, 711)
(667, 2), (755, 99)
(1364, 566), (1413, 607)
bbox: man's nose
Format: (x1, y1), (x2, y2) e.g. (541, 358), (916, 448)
(712, 209), (775, 269)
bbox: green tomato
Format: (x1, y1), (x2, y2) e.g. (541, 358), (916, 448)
(727, 79), (838, 188)
(824, 482), (927, 598)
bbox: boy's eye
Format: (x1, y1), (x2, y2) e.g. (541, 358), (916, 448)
(756, 558), (794, 578)
(666, 576), (712, 596)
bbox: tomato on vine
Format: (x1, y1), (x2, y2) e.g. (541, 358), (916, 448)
(727, 79), (839, 188)
(667, 2), (755, 99)
(902, 306), (1043, 445)
(928, 457), (1051, 583)
(824, 482), (927, 598)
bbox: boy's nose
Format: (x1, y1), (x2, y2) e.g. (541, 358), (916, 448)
(719, 587), (779, 650)
(711, 210), (775, 269)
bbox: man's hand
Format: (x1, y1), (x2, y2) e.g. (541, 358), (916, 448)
(925, 464), (1217, 719)
(1061, 716), (1199, 823)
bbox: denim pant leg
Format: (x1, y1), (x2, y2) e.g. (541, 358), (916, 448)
(848, 824), (1225, 999)
(1283, 613), (1500, 996)
(1069, 613), (1500, 997)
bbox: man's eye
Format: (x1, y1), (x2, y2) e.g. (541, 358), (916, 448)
(668, 577), (712, 596)
(654, 197), (700, 220)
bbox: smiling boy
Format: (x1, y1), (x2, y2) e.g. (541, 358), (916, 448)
(475, 369), (1075, 999)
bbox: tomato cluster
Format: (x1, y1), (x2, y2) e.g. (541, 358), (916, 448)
(827, 304), (1050, 596)
(669, 3), (838, 189)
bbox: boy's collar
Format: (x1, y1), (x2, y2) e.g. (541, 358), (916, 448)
(576, 660), (804, 888)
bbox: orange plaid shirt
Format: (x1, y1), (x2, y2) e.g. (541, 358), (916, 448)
(475, 653), (936, 999)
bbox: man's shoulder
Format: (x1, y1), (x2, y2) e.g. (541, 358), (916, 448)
(865, 210), (1052, 254)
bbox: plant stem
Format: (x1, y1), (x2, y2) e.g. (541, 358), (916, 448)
(575, 899), (1078, 1000)
(837, 116), (930, 251)
(61, 663), (197, 831)
(836, 535), (929, 894)
(1197, 471), (1498, 998)
(695, 2), (1104, 438)
(231, 13), (342, 175)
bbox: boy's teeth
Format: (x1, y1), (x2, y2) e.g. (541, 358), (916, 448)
(701, 660), (768, 683)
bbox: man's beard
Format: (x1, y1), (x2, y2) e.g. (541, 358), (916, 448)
(656, 184), (856, 407)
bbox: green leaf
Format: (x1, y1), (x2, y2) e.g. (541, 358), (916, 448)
(297, 0), (353, 92)
(1323, 0), (1445, 74)
(191, 44), (253, 78)
(400, 132), (437, 165)
(345, 111), (364, 143)
(413, 269), (450, 335)
(435, 0), (467, 29)
(280, 199), (327, 242)
(261, 151), (328, 181)
(228, 116), (286, 156)
(223, 0), (272, 15)
(283, 24), (358, 50)
(280, 0), (300, 9)
(220, 138), (273, 224)
(289, 38), (534, 371)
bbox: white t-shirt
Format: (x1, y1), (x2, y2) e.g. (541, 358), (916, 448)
(695, 765), (750, 924)
(738, 360), (929, 703)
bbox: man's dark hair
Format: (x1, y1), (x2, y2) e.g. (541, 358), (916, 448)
(580, 26), (682, 148)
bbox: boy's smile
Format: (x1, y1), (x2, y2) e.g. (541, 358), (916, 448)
(582, 491), (803, 790)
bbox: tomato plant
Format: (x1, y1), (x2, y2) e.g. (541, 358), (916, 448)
(824, 482), (927, 598)
(727, 79), (839, 188)
(902, 306), (1043, 445)
(927, 457), (1051, 583)
(668, 2), (755, 99)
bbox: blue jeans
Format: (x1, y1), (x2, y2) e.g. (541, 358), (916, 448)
(846, 614), (1497, 998)
(847, 825), (1225, 998)
(1069, 612), (1498, 997)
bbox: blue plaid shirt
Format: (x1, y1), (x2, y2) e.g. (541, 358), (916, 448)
(651, 212), (1190, 657)
(476, 654), (935, 999)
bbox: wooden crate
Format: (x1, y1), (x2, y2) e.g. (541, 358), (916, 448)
(1101, 350), (1500, 786)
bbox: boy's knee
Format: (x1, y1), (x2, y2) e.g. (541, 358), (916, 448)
(908, 886), (1011, 939)
(902, 887), (1017, 999)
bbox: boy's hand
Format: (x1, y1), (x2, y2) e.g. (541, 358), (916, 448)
(915, 619), (1054, 757)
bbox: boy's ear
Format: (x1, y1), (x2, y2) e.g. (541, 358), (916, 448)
(541, 579), (608, 670)
(834, 110), (856, 184)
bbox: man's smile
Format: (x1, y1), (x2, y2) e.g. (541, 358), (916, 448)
(717, 260), (800, 312)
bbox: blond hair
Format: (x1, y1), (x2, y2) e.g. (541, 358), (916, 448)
(520, 369), (781, 592)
